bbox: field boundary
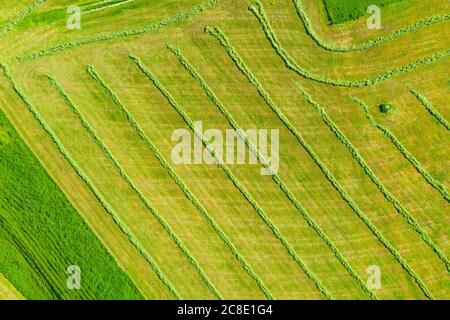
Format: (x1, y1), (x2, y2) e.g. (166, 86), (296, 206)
(85, 65), (273, 299)
(16, 0), (220, 62)
(46, 74), (222, 299)
(130, 53), (333, 299)
(167, 44), (377, 299)
(246, 2), (450, 87)
(292, 0), (450, 52)
(0, 63), (181, 300)
(352, 96), (449, 202)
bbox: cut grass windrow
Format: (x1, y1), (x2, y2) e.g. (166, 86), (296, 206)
(296, 83), (449, 296)
(352, 96), (450, 202)
(0, 0), (46, 37)
(167, 44), (377, 299)
(0, 63), (181, 300)
(84, 66), (273, 300)
(129, 53), (332, 299)
(46, 74), (222, 300)
(16, 0), (220, 62)
(248, 2), (450, 88)
(293, 0), (450, 52)
(408, 86), (450, 131)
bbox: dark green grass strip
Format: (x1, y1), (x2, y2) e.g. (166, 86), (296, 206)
(167, 44), (378, 299)
(352, 96), (449, 202)
(0, 63), (180, 300)
(46, 74), (221, 300)
(16, 0), (220, 62)
(293, 0), (450, 52)
(129, 53), (332, 300)
(0, 0), (46, 37)
(247, 2), (450, 88)
(297, 84), (449, 298)
(408, 86), (450, 131)
(86, 65), (273, 300)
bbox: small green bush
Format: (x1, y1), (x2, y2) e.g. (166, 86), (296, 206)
(379, 103), (392, 113)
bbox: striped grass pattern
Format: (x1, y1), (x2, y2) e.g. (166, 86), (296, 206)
(166, 44), (377, 299)
(0, 63), (181, 299)
(296, 83), (449, 290)
(85, 65), (274, 300)
(352, 96), (449, 202)
(16, 0), (220, 62)
(292, 0), (450, 52)
(248, 1), (450, 88)
(45, 74), (222, 299)
(129, 53), (333, 299)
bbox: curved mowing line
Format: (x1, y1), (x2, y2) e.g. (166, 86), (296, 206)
(352, 97), (450, 202)
(297, 84), (450, 297)
(0, 63), (181, 300)
(292, 0), (450, 52)
(166, 44), (377, 300)
(85, 65), (274, 300)
(0, 0), (46, 37)
(129, 53), (332, 299)
(408, 86), (450, 131)
(246, 2), (450, 88)
(45, 74), (222, 300)
(16, 0), (220, 62)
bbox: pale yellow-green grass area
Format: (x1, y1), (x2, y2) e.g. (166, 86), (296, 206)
(0, 0), (448, 299)
(0, 274), (25, 300)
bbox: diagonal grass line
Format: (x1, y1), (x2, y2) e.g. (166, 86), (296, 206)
(0, 63), (181, 300)
(246, 2), (450, 88)
(85, 65), (273, 300)
(352, 96), (449, 202)
(129, 53), (333, 299)
(45, 74), (222, 300)
(408, 86), (450, 131)
(292, 0), (450, 52)
(16, 0), (220, 62)
(81, 0), (135, 14)
(297, 84), (450, 298)
(0, 0), (46, 38)
(167, 44), (377, 299)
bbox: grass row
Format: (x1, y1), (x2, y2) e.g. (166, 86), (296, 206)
(129, 53), (332, 299)
(352, 96), (449, 202)
(16, 0), (220, 62)
(0, 63), (179, 299)
(247, 2), (450, 87)
(408, 86), (450, 131)
(166, 44), (377, 299)
(0, 0), (46, 37)
(297, 84), (450, 297)
(292, 0), (450, 52)
(45, 74), (221, 299)
(84, 65), (274, 299)
(0, 63), (144, 300)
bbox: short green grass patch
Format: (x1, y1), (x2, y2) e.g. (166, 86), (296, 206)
(322, 0), (403, 24)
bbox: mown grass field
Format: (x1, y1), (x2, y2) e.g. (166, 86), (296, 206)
(0, 0), (448, 300)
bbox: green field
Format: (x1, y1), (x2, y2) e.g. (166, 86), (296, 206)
(0, 0), (448, 300)
(322, 0), (404, 24)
